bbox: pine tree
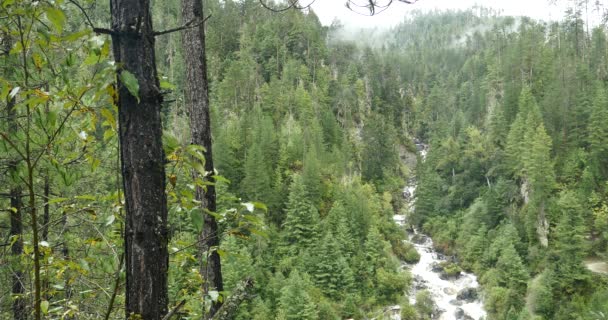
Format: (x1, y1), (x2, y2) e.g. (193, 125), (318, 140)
(488, 106), (508, 149)
(361, 114), (399, 184)
(587, 85), (608, 181)
(282, 175), (320, 253)
(363, 226), (388, 273)
(412, 168), (443, 225)
(309, 232), (354, 298)
(241, 142), (273, 203)
(549, 191), (590, 294)
(302, 148), (323, 207)
(213, 114), (245, 188)
(324, 201), (355, 257)
(278, 270), (318, 320)
(505, 112), (527, 177)
(505, 86), (543, 178)
(241, 111), (277, 203)
(496, 243), (529, 290)
(525, 124), (555, 246)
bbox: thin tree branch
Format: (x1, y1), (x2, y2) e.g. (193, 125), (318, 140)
(154, 15), (212, 37)
(161, 300), (186, 320)
(67, 0), (95, 29)
(259, 0), (317, 12)
(0, 132), (27, 162)
(67, 0), (117, 35)
(92, 27), (117, 36)
(345, 0), (416, 16)
(103, 253), (124, 320)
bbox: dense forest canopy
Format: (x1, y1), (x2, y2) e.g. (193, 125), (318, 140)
(1, 0), (608, 319)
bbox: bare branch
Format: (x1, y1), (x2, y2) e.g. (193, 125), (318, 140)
(154, 14), (212, 37)
(259, 0), (317, 13)
(67, 0), (95, 29)
(92, 27), (117, 36)
(345, 0), (417, 16)
(67, 0), (117, 35)
(161, 300), (186, 320)
(0, 132), (27, 162)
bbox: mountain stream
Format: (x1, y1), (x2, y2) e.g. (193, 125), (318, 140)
(392, 142), (487, 320)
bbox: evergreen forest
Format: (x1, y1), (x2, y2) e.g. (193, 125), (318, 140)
(1, 1), (608, 320)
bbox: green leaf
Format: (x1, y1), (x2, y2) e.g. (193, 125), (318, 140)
(162, 131), (181, 154)
(250, 228), (269, 238)
(47, 110), (57, 127)
(48, 197), (69, 204)
(63, 30), (91, 42)
(191, 161), (206, 176)
(52, 284), (64, 290)
(119, 70), (140, 103)
(83, 52), (100, 65)
(75, 195), (96, 201)
(252, 201), (268, 212)
(101, 108), (116, 129)
(46, 7), (66, 33)
(41, 300), (49, 314)
(190, 208), (203, 232)
(103, 129), (115, 142)
(160, 79), (175, 90)
(212, 175), (230, 184)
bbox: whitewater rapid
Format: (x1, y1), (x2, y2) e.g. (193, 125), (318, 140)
(396, 142), (487, 320)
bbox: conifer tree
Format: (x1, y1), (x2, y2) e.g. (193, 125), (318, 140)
(488, 106), (508, 148)
(550, 191), (590, 294)
(505, 87), (543, 178)
(587, 85), (608, 181)
(324, 201), (355, 257)
(309, 232), (355, 298)
(282, 175), (320, 252)
(496, 243), (529, 290)
(302, 148), (323, 207)
(525, 124), (555, 246)
(363, 226), (388, 273)
(278, 270), (318, 320)
(241, 142), (273, 202)
(505, 112), (527, 177)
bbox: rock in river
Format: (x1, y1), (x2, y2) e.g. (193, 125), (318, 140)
(456, 287), (478, 302)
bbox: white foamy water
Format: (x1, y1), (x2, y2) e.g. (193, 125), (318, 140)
(399, 141), (487, 320)
(408, 235), (487, 320)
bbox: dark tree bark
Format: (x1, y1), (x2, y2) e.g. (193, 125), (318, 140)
(180, 0), (223, 317)
(7, 91), (27, 320)
(109, 0), (168, 319)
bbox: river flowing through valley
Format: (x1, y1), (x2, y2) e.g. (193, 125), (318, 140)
(393, 142), (487, 320)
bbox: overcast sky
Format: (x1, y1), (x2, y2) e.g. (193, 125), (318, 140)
(309, 0), (596, 28)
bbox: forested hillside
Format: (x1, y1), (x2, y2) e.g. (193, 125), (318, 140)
(397, 7), (608, 320)
(1, 0), (608, 320)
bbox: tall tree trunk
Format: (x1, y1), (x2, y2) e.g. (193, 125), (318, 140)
(109, 0), (168, 319)
(180, 0), (223, 317)
(8, 75), (27, 320)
